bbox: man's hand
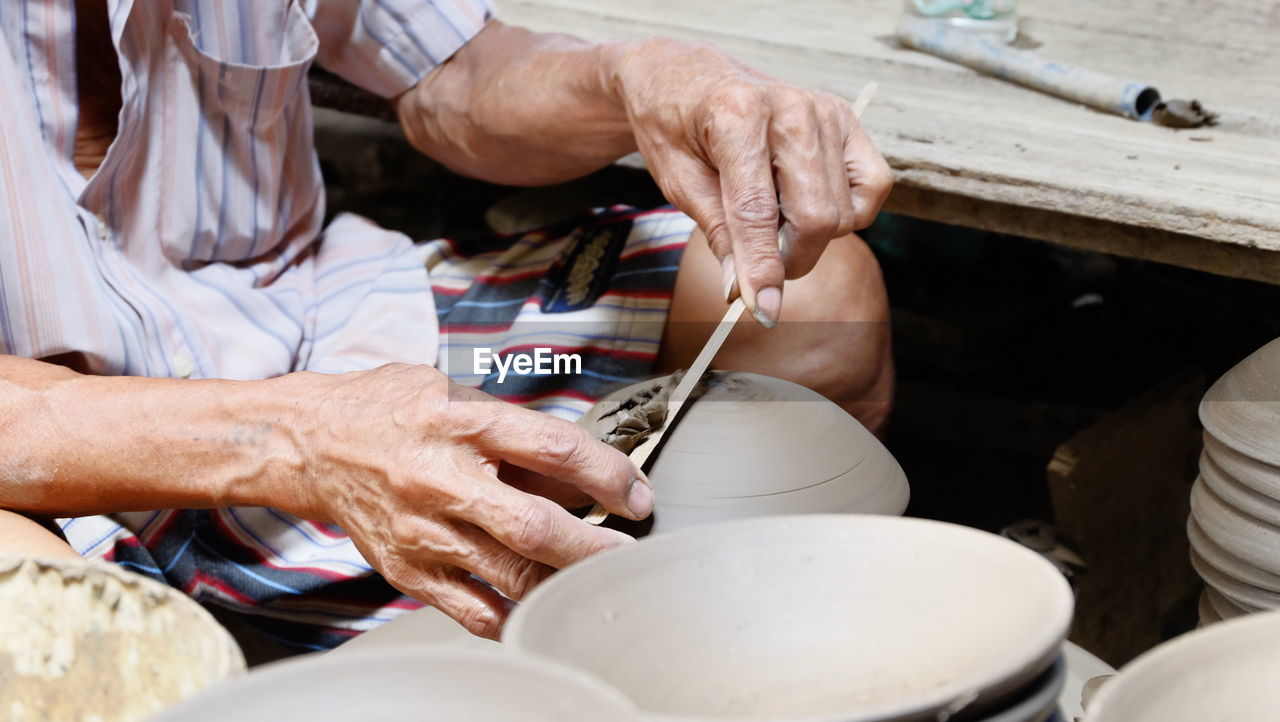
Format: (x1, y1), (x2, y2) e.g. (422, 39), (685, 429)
(397, 22), (893, 327)
(604, 39), (893, 327)
(0, 355), (648, 641)
(292, 364), (648, 639)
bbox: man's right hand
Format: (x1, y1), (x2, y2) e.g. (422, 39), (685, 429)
(287, 364), (649, 639)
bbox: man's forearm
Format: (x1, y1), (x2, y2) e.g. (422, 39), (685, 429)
(396, 20), (637, 186)
(0, 355), (310, 518)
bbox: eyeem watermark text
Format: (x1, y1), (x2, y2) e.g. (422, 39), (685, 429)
(474, 347), (583, 383)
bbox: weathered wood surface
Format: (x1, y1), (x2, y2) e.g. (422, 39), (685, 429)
(495, 0), (1280, 283)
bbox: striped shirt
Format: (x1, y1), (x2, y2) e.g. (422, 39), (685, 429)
(0, 0), (491, 379)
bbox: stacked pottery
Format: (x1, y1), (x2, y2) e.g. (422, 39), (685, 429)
(580, 372), (910, 534)
(1190, 337), (1280, 626)
(1085, 611), (1280, 721)
(505, 515), (1074, 722)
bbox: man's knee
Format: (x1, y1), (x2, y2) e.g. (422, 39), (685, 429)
(0, 509), (80, 559)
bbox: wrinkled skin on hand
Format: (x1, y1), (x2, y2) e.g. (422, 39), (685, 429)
(294, 364), (652, 639)
(607, 38), (895, 324)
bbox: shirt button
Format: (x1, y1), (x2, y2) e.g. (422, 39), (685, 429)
(173, 351), (195, 379)
(94, 213), (109, 241)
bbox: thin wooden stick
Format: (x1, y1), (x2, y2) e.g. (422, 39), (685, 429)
(583, 81), (879, 527)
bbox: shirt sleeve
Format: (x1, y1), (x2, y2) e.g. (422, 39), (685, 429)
(304, 0), (495, 98)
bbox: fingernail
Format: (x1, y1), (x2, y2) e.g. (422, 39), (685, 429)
(753, 286), (782, 329)
(720, 254), (738, 303)
(627, 478), (654, 519)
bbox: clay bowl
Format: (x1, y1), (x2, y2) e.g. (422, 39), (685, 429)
(328, 605), (500, 657)
(1086, 611), (1280, 722)
(504, 515), (1073, 722)
(1205, 585), (1253, 621)
(1186, 516), (1280, 593)
(1199, 451), (1280, 527)
(147, 648), (638, 722)
(1199, 336), (1280, 467)
(1197, 589), (1222, 627)
(1188, 547), (1280, 612)
(971, 655), (1065, 722)
(0, 558), (244, 722)
(581, 372), (909, 534)
(1202, 431), (1280, 501)
(1190, 477), (1280, 579)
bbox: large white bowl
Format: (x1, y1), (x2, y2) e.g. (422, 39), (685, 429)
(505, 515), (1073, 721)
(147, 648), (638, 722)
(1086, 611), (1280, 721)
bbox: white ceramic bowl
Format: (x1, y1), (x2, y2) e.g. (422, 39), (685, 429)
(505, 515), (1074, 722)
(1086, 611), (1280, 722)
(1186, 516), (1280, 593)
(1199, 337), (1280, 467)
(147, 648), (638, 722)
(1200, 451), (1280, 527)
(974, 655), (1065, 722)
(1202, 431), (1280, 501)
(1205, 585), (1253, 621)
(1190, 477), (1280, 578)
(1188, 547), (1279, 612)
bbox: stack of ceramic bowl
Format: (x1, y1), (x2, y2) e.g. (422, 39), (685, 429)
(581, 372), (910, 534)
(1084, 610), (1280, 721)
(1190, 337), (1280, 626)
(506, 514), (1073, 721)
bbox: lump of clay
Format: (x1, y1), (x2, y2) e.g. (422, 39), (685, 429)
(581, 371), (910, 534)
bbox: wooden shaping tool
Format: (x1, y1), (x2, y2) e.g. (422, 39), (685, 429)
(583, 81), (879, 527)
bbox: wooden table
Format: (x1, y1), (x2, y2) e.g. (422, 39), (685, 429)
(495, 0), (1280, 284)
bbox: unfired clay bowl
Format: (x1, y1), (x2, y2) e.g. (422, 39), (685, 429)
(328, 605), (500, 657)
(1205, 585), (1253, 621)
(1197, 589), (1222, 627)
(1199, 451), (1280, 527)
(504, 515), (1073, 722)
(147, 648), (638, 722)
(581, 372), (909, 534)
(1199, 336), (1280, 467)
(1202, 431), (1280, 501)
(1188, 547), (1279, 612)
(1086, 611), (1280, 722)
(1186, 516), (1280, 593)
(1190, 477), (1280, 579)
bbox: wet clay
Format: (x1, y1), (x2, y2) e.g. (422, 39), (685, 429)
(590, 370), (703, 454)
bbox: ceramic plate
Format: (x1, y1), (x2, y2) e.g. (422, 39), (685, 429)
(505, 515), (1073, 722)
(1087, 611), (1280, 721)
(974, 654), (1065, 722)
(148, 648), (638, 722)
